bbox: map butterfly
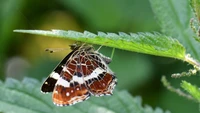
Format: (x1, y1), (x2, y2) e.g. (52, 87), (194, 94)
(41, 43), (117, 106)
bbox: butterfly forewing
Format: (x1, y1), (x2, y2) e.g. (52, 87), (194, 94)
(41, 48), (78, 93)
(52, 50), (91, 106)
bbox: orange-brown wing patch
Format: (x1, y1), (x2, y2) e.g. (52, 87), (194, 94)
(86, 72), (117, 96)
(52, 83), (90, 106)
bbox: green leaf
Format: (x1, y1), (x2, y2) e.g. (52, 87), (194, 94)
(0, 77), (170, 113)
(181, 80), (200, 102)
(14, 30), (186, 60)
(149, 0), (200, 60)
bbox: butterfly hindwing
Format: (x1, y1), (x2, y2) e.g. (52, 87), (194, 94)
(52, 76), (90, 106)
(83, 53), (117, 96)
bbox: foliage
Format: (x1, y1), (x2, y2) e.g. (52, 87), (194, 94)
(149, 0), (200, 60)
(150, 0), (200, 109)
(1, 0), (200, 112)
(181, 81), (200, 102)
(12, 0), (200, 112)
(0, 77), (170, 113)
(14, 30), (186, 60)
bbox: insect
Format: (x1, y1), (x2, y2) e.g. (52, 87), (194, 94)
(41, 43), (117, 106)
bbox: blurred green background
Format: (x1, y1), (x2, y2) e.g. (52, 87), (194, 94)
(0, 0), (199, 112)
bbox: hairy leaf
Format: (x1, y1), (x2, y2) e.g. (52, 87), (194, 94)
(181, 80), (200, 102)
(0, 77), (170, 113)
(149, 0), (200, 60)
(14, 30), (185, 60)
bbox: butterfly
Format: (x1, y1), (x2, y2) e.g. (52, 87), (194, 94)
(41, 43), (117, 106)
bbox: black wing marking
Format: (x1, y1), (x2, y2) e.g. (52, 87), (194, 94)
(41, 48), (78, 93)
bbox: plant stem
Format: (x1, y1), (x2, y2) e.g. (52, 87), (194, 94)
(184, 54), (200, 70)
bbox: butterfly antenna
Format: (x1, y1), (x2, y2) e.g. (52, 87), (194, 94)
(45, 48), (69, 53)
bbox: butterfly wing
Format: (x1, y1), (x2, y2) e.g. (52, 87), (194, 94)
(52, 51), (91, 106)
(41, 44), (117, 106)
(82, 52), (117, 96)
(97, 53), (112, 64)
(52, 76), (90, 106)
(41, 49), (77, 93)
